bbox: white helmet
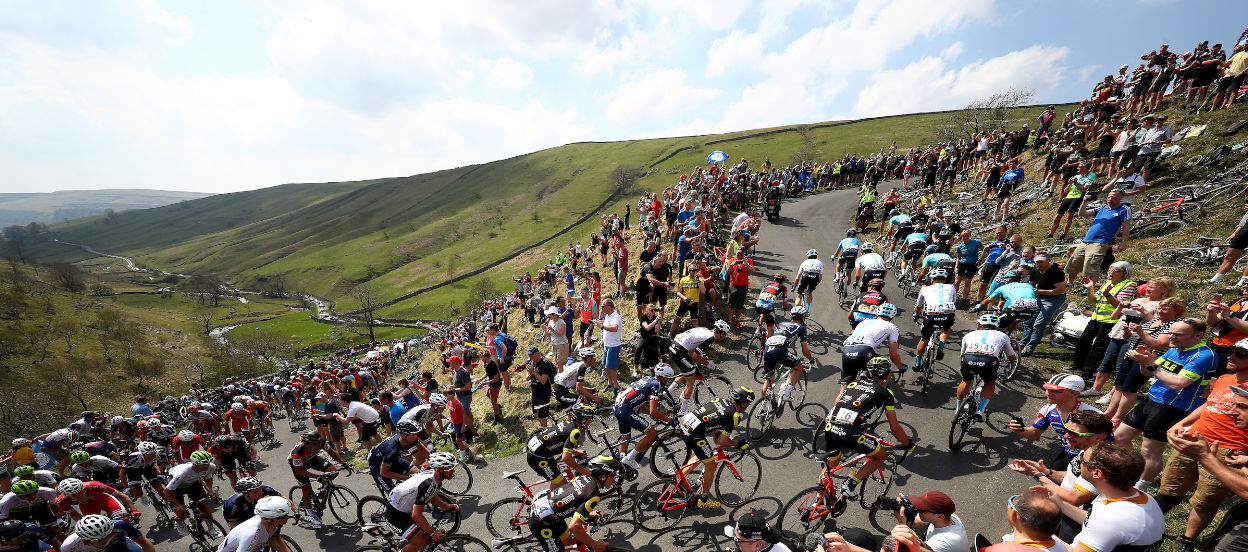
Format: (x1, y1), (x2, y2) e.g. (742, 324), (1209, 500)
(427, 393), (448, 408)
(577, 347), (597, 360)
(807, 249), (818, 258)
(653, 363), (675, 379)
(713, 320), (731, 334)
(789, 305), (809, 318)
(231, 402), (245, 411)
(74, 514), (114, 541)
(177, 430), (196, 442)
(110, 416), (124, 426)
(138, 442), (159, 455)
(862, 242), (874, 252)
(58, 478), (84, 496)
(254, 496), (294, 519)
(428, 451), (457, 470)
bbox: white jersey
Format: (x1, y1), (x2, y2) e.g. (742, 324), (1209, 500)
(855, 253), (885, 271)
(71, 456), (120, 479)
(166, 462), (216, 490)
(844, 318), (899, 348)
(0, 487), (58, 518)
(217, 514), (275, 552)
(389, 470), (441, 512)
(960, 330), (1015, 357)
(1072, 492), (1164, 552)
(916, 284), (958, 314)
(554, 362), (584, 389)
(798, 258), (824, 276)
(674, 327), (715, 352)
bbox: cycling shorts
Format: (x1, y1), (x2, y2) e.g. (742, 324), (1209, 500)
(819, 423), (881, 458)
(218, 448), (251, 472)
(613, 405), (651, 435)
(666, 344), (700, 377)
(920, 313), (955, 339)
(903, 246), (924, 262)
(755, 306), (777, 326)
(960, 354), (1000, 383)
(529, 513), (571, 552)
(289, 456), (331, 486)
(999, 308), (1038, 330)
(840, 345), (876, 383)
(762, 347), (799, 376)
(795, 275), (820, 295)
(526, 451), (564, 482)
(679, 430), (717, 462)
(387, 503), (434, 541)
(172, 483), (209, 505)
(838, 253), (859, 268)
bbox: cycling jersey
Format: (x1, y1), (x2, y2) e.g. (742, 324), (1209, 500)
(530, 475), (603, 522)
(398, 404), (433, 427)
(960, 330), (1014, 357)
(53, 481), (124, 518)
(120, 451), (157, 470)
(171, 436), (208, 463)
(59, 520), (142, 552)
(797, 258), (824, 276)
(388, 470), (440, 513)
(844, 319), (899, 349)
(988, 282), (1039, 311)
(904, 233), (929, 247)
(526, 420), (585, 458)
(1072, 493), (1164, 552)
(836, 238), (861, 256)
(0, 488), (58, 519)
(216, 514), (277, 552)
(165, 463), (215, 490)
(553, 362), (587, 391)
(755, 282), (788, 310)
(888, 214), (911, 229)
(614, 377), (663, 411)
(854, 253), (886, 271)
(916, 284), (957, 314)
(12, 470), (58, 488)
(824, 379), (896, 429)
(920, 253), (954, 269)
(222, 486), (280, 525)
(673, 327), (715, 353)
(223, 409), (253, 434)
(367, 434), (415, 485)
(679, 398), (740, 435)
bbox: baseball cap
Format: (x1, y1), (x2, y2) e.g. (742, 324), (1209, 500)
(1043, 374), (1085, 392)
(447, 355), (461, 364)
(908, 491), (956, 516)
(544, 307), (559, 315)
(722, 513), (777, 544)
(525, 345), (541, 355)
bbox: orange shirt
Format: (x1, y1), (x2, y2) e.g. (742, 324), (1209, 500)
(1212, 297), (1248, 348)
(1191, 374), (1248, 451)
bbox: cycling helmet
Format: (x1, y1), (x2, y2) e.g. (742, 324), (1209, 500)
(69, 450), (90, 464)
(0, 519), (27, 542)
(11, 480), (39, 496)
(427, 451), (457, 470)
(889, 209), (900, 217)
(177, 430), (196, 443)
(255, 496), (294, 519)
(846, 229), (857, 237)
(234, 477), (262, 493)
(774, 273), (787, 282)
(68, 422), (86, 432)
(186, 405), (199, 414)
(395, 420), (421, 435)
(110, 416), (124, 426)
(867, 278), (885, 290)
(924, 245), (937, 253)
(301, 431), (324, 444)
(789, 305), (808, 319)
(731, 386), (755, 405)
(588, 455), (621, 477)
(877, 303), (898, 318)
(567, 403), (596, 422)
(1001, 270), (1022, 282)
(58, 478), (84, 496)
(865, 357), (893, 380)
(135, 420), (148, 429)
(807, 249), (818, 258)
(150, 425), (173, 439)
(713, 320), (732, 334)
(930, 269), (949, 281)
(653, 363), (675, 379)
(246, 399), (257, 408)
(74, 515), (114, 541)
(862, 242), (874, 252)
(231, 402), (245, 411)
(577, 346), (597, 360)
(427, 393), (449, 408)
(10, 438), (30, 449)
(190, 450), (213, 465)
(12, 465), (33, 478)
(138, 442), (159, 455)
(977, 314), (1000, 328)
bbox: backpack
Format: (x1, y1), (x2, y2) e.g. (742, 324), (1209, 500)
(500, 333), (518, 358)
(1224, 121), (1248, 137)
(1200, 145), (1232, 167)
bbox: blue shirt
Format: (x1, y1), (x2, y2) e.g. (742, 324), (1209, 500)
(1001, 168), (1025, 185)
(675, 210), (695, 227)
(1083, 204), (1132, 244)
(988, 282), (1038, 309)
(387, 402), (408, 428)
(836, 238), (861, 254)
(367, 434), (413, 478)
(223, 486), (280, 524)
(921, 253), (953, 267)
(889, 214), (911, 228)
(955, 239), (982, 264)
(904, 232), (928, 246)
(130, 403), (153, 417)
(616, 377), (663, 411)
(1148, 343), (1216, 412)
(678, 234), (694, 260)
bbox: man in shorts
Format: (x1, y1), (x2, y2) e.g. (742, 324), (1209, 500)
(724, 250), (754, 327)
(1066, 190), (1131, 285)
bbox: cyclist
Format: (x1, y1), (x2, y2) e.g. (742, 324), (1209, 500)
(0, 519), (55, 552)
(848, 278), (891, 329)
(754, 274), (790, 338)
(975, 271), (1040, 334)
(185, 405), (219, 436)
(397, 392), (449, 468)
(217, 496), (294, 552)
(958, 314), (1018, 423)
(840, 303), (905, 388)
(222, 477), (281, 528)
(287, 431), (346, 525)
(915, 245), (956, 285)
(9, 467), (56, 489)
(107, 417), (136, 446)
(67, 451), (121, 488)
(552, 347), (603, 411)
(171, 430), (208, 464)
(675, 387), (755, 510)
(386, 452), (460, 552)
(819, 358), (913, 501)
(222, 402), (254, 444)
(885, 209), (914, 255)
(528, 456), (621, 552)
(118, 441), (164, 503)
(0, 481), (62, 540)
(793, 249), (824, 308)
(524, 404), (597, 490)
(852, 242), (887, 292)
(367, 421), (424, 494)
(912, 269), (958, 369)
(208, 435), (255, 492)
(758, 306), (815, 411)
(59, 514), (155, 552)
(833, 229), (861, 286)
(53, 478), (135, 523)
(667, 320), (731, 414)
(158, 451), (220, 536)
(615, 363), (676, 470)
(899, 229), (930, 280)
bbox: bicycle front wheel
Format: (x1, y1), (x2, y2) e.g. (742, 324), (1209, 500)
(429, 535), (491, 552)
(787, 369), (809, 408)
(1133, 217), (1186, 240)
(1147, 248), (1201, 269)
(859, 457), (899, 510)
(326, 486), (361, 524)
(648, 431), (691, 479)
(715, 450), (762, 506)
(948, 404), (973, 451)
(748, 336), (765, 381)
(486, 497), (529, 539)
(744, 399), (776, 442)
(278, 535), (303, 552)
(633, 480), (686, 533)
(693, 375), (733, 403)
(194, 515), (227, 547)
(777, 486), (834, 542)
(441, 460), (474, 496)
(917, 352), (933, 396)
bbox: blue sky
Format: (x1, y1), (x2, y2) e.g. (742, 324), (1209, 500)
(1, 0), (1244, 194)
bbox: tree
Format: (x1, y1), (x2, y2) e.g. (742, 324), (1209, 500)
(263, 272), (289, 298)
(936, 89), (1037, 144)
(94, 309), (123, 359)
(188, 274), (225, 307)
(192, 307), (216, 336)
(108, 321), (144, 362)
(123, 355), (165, 389)
(52, 319), (81, 355)
(47, 262), (86, 292)
(462, 276), (498, 314)
(610, 165), (643, 194)
(349, 284), (383, 343)
(232, 329), (293, 361)
(1, 226), (27, 264)
(46, 356), (100, 410)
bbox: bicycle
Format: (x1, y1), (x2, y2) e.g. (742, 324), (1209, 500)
(744, 360), (810, 441)
(179, 495), (227, 549)
(1130, 197), (1190, 239)
(949, 371), (986, 451)
(134, 475), (174, 528)
(426, 434), (475, 497)
(356, 490), (461, 538)
(776, 438), (914, 541)
(632, 444), (762, 533)
(911, 326), (940, 397)
(354, 527), (488, 552)
(1149, 237), (1248, 270)
(489, 519), (628, 552)
(288, 469), (360, 526)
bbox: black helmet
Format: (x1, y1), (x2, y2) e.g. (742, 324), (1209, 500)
(395, 420), (421, 435)
(588, 455), (621, 477)
(731, 386), (755, 405)
(301, 431), (324, 444)
(0, 520), (27, 542)
(864, 357), (893, 380)
(567, 403), (595, 422)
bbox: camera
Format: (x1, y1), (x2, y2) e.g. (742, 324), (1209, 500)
(877, 495), (912, 514)
(1122, 308), (1142, 325)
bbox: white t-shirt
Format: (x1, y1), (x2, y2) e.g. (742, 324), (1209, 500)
(1072, 493), (1164, 552)
(798, 258), (825, 276)
(844, 318), (899, 348)
(217, 514), (275, 552)
(547, 319), (568, 345)
(925, 513), (971, 552)
(346, 401), (380, 424)
(855, 253), (886, 271)
(602, 311), (623, 347)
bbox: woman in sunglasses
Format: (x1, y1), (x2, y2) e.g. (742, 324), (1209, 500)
(1103, 296), (1186, 425)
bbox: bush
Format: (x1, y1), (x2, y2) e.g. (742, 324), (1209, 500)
(87, 284), (114, 297)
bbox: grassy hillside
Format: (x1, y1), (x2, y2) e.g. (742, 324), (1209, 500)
(0, 189), (211, 228)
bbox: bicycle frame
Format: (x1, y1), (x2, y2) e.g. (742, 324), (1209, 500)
(652, 445), (745, 513)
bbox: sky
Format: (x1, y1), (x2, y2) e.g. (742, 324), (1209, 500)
(1, 0), (1246, 194)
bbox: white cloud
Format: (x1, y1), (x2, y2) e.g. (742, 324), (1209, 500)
(601, 69), (720, 123)
(486, 57), (534, 91)
(940, 42), (965, 62)
(851, 45), (1070, 117)
(0, 0), (192, 54)
(707, 29), (764, 77)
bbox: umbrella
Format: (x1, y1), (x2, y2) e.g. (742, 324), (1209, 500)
(706, 150), (729, 163)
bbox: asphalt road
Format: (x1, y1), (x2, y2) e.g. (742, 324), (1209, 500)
(137, 185), (1067, 551)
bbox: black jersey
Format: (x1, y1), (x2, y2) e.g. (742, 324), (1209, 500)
(679, 398), (741, 435)
(531, 475), (604, 520)
(824, 379), (895, 429)
(525, 420), (585, 457)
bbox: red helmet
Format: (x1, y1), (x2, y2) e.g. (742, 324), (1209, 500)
(186, 406), (199, 414)
(774, 273), (787, 282)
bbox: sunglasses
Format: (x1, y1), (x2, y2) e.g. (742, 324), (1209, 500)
(1234, 351), (1248, 359)
(1006, 494), (1020, 511)
(1066, 428), (1098, 437)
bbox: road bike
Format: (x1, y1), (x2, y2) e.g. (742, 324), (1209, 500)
(744, 359), (810, 441)
(426, 434), (475, 496)
(1130, 197), (1190, 240)
(632, 444), (761, 533)
(910, 321), (943, 397)
(357, 490), (461, 537)
(949, 370), (987, 451)
(288, 469), (360, 526)
(132, 475), (174, 528)
(354, 525), (489, 552)
(776, 437), (914, 541)
(178, 495), (226, 551)
(1149, 237), (1248, 270)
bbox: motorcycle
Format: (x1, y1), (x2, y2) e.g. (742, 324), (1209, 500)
(1049, 308), (1088, 349)
(764, 198), (781, 221)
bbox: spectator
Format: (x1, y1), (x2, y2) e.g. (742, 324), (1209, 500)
(1000, 490), (1065, 552)
(1103, 297), (1186, 424)
(1211, 201), (1248, 286)
(334, 394), (381, 451)
(477, 349), (502, 425)
(449, 355), (476, 445)
(725, 249), (754, 327)
(1019, 252), (1067, 356)
(130, 396), (152, 418)
(1068, 443), (1164, 552)
(576, 286), (598, 348)
(1166, 385), (1248, 552)
(542, 306), (569, 367)
(1205, 43), (1248, 112)
(1070, 261), (1138, 388)
(522, 346), (555, 428)
(1155, 338), (1248, 552)
(1133, 115), (1171, 181)
(892, 491), (968, 552)
(596, 298), (623, 391)
(1092, 277), (1176, 399)
(976, 230), (1018, 304)
(953, 230), (982, 306)
(1065, 190), (1131, 285)
(376, 391), (406, 436)
(1011, 410), (1114, 542)
(1046, 161), (1095, 240)
(1008, 375), (1101, 470)
(721, 513), (792, 552)
(487, 325), (513, 393)
(1117, 318), (1216, 489)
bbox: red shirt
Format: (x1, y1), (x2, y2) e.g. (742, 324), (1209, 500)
(223, 409), (253, 432)
(727, 257), (753, 287)
(171, 437), (207, 462)
(55, 481), (123, 517)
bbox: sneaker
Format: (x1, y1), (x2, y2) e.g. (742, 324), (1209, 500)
(837, 481), (859, 501)
(1095, 393), (1112, 405)
(696, 495), (722, 509)
(460, 450), (470, 463)
(621, 456), (642, 470)
(1079, 388), (1100, 397)
(1021, 348), (1034, 357)
(971, 411), (984, 423)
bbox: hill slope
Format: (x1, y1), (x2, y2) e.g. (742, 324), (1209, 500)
(0, 189), (211, 227)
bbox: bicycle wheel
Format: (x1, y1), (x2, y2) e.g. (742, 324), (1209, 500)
(194, 515), (227, 547)
(787, 368), (809, 408)
(748, 336), (765, 380)
(693, 375), (733, 403)
(948, 403), (973, 451)
(777, 486), (835, 542)
(356, 495), (390, 529)
(274, 535), (303, 552)
(596, 488), (625, 522)
(1133, 217), (1186, 240)
(859, 457), (899, 510)
(427, 499), (463, 535)
(441, 460), (473, 496)
(1202, 181), (1248, 209)
(486, 497), (529, 538)
(326, 486), (361, 524)
(715, 450), (762, 507)
(1000, 355), (1020, 382)
(648, 431), (691, 479)
(744, 397), (777, 441)
(633, 479), (686, 533)
(430, 535), (491, 552)
(917, 351), (933, 396)
(1147, 247), (1201, 269)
